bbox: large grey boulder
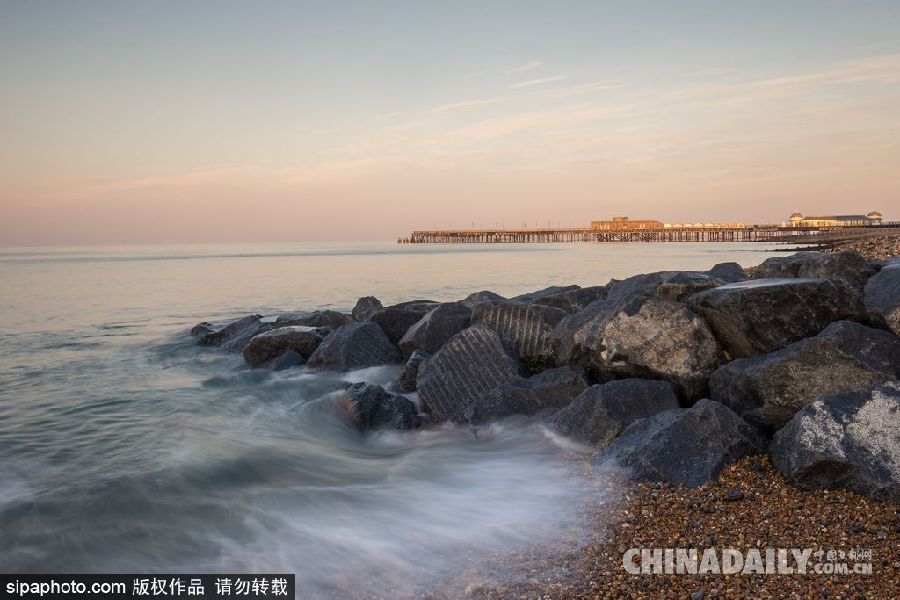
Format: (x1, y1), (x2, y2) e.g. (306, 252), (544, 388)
(352, 296), (383, 322)
(340, 383), (420, 431)
(552, 379), (680, 448)
(276, 310), (352, 329)
(242, 326), (324, 365)
(709, 321), (900, 432)
(398, 302), (472, 359)
(533, 286), (608, 313)
(552, 295), (722, 399)
(391, 350), (431, 394)
(472, 301), (568, 371)
(193, 315), (273, 352)
(707, 262), (748, 283)
(864, 261), (900, 335)
(417, 324), (524, 422)
(460, 290), (506, 309)
(596, 399), (766, 488)
(687, 278), (841, 358)
(753, 251), (874, 318)
(306, 322), (400, 371)
(464, 366), (588, 423)
(655, 272), (722, 302)
(512, 285), (581, 303)
(769, 382), (900, 502)
(370, 301), (440, 344)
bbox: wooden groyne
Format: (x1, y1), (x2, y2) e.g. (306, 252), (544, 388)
(399, 224), (899, 244)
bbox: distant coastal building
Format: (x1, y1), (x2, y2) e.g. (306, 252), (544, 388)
(787, 211), (883, 228)
(591, 216), (665, 230)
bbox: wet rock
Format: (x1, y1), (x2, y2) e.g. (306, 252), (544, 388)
(709, 321), (900, 432)
(533, 285), (608, 313)
(753, 251), (875, 318)
(190, 322), (216, 337)
(193, 315), (271, 350)
(707, 262), (748, 283)
(276, 310), (352, 329)
(687, 278), (841, 358)
(352, 296), (383, 322)
(552, 379), (680, 447)
(391, 349), (431, 393)
(472, 301), (568, 371)
(552, 296), (722, 399)
(370, 301), (440, 345)
(460, 290), (506, 309)
(655, 272), (722, 302)
(306, 322), (400, 371)
(596, 399), (766, 488)
(465, 366), (588, 423)
(340, 382), (420, 431)
(864, 261), (900, 335)
(269, 349), (306, 371)
(769, 381), (900, 502)
(242, 326), (324, 365)
(417, 324), (524, 422)
(512, 285), (581, 303)
(398, 301), (472, 359)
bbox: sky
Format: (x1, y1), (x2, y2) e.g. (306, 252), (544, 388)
(1, 0), (899, 244)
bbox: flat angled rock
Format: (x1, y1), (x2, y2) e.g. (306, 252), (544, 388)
(242, 326), (324, 365)
(706, 262), (748, 283)
(655, 272), (722, 302)
(512, 285), (581, 303)
(553, 379), (680, 448)
(460, 290), (507, 309)
(370, 301), (440, 344)
(534, 285), (608, 313)
(709, 320), (900, 432)
(416, 324), (524, 422)
(596, 399), (766, 488)
(770, 381), (900, 501)
(471, 301), (568, 370)
(753, 251), (874, 318)
(465, 365), (588, 423)
(306, 322), (400, 371)
(398, 301), (472, 359)
(194, 315), (271, 350)
(687, 277), (841, 358)
(276, 310), (352, 329)
(864, 261), (900, 335)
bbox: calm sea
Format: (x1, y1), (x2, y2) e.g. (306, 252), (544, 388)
(0, 242), (791, 595)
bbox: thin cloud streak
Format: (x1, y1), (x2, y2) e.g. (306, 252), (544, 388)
(512, 75), (567, 88)
(428, 97), (503, 114)
(506, 61), (543, 74)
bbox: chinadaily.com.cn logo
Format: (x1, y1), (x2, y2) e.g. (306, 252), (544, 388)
(622, 547), (873, 575)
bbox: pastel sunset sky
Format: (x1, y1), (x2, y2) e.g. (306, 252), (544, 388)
(1, 1), (899, 244)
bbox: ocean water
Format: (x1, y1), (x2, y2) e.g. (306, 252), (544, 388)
(0, 242), (791, 596)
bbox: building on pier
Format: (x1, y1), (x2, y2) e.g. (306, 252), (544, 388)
(787, 211), (882, 228)
(590, 216), (665, 230)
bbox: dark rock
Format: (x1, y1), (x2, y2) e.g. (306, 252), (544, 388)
(352, 296), (383, 322)
(398, 302), (472, 359)
(417, 324), (524, 422)
(465, 366), (588, 423)
(276, 310), (352, 329)
(472, 301), (568, 370)
(269, 350), (306, 371)
(707, 262), (748, 283)
(655, 272), (722, 302)
(306, 322), (400, 371)
(687, 278), (841, 358)
(864, 261), (900, 335)
(709, 321), (900, 432)
(552, 379), (680, 447)
(460, 290), (507, 309)
(190, 322), (216, 337)
(242, 326), (323, 365)
(534, 285), (608, 313)
(753, 251), (875, 318)
(552, 295), (722, 399)
(769, 381), (900, 502)
(370, 301), (439, 345)
(511, 285), (581, 303)
(194, 315), (271, 350)
(391, 350), (431, 393)
(605, 271), (676, 304)
(724, 490), (744, 502)
(691, 589), (705, 600)
(340, 382), (420, 431)
(596, 399), (766, 488)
